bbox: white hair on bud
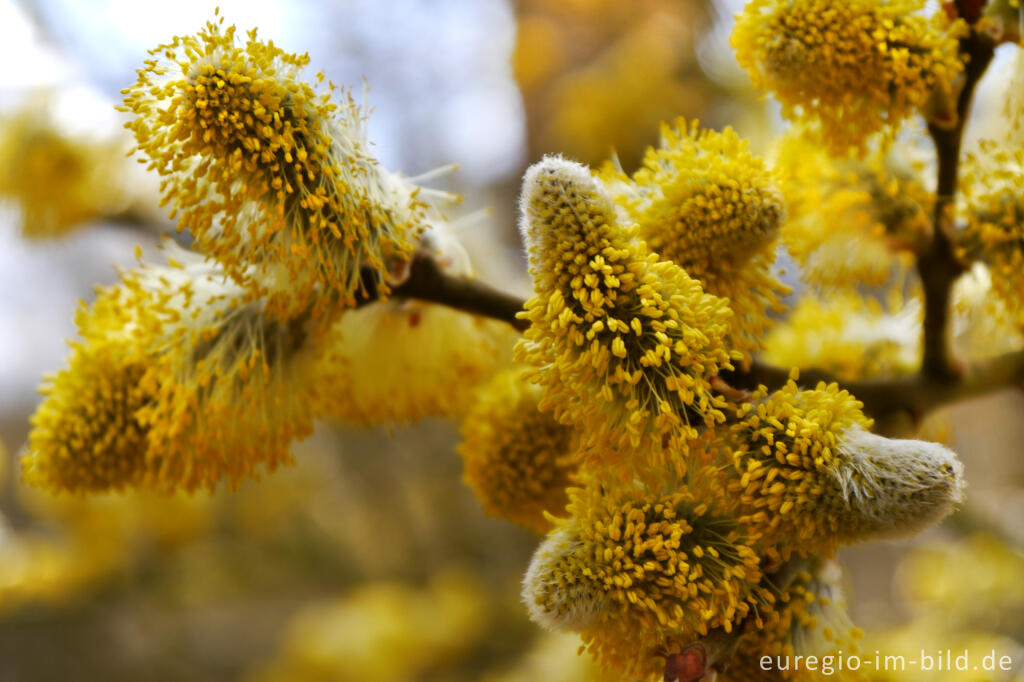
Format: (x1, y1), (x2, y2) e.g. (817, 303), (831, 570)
(517, 155), (612, 258)
(521, 522), (605, 633)
(415, 218), (473, 278)
(833, 424), (965, 540)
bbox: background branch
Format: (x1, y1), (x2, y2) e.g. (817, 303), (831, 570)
(918, 24), (995, 379)
(723, 353), (1024, 420)
(376, 253), (1024, 420)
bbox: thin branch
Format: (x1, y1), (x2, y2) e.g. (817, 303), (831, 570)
(723, 352), (1024, 420)
(918, 25), (995, 379)
(360, 253), (529, 330)
(375, 253), (1024, 419)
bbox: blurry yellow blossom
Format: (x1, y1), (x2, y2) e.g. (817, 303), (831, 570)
(0, 485), (213, 613)
(729, 381), (963, 555)
(732, 0), (963, 155)
(25, 336), (152, 492)
(21, 486), (215, 554)
(898, 534), (1024, 628)
(858, 533), (1024, 681)
(951, 263), (1024, 358)
(863, 625), (1024, 682)
(120, 13), (437, 319)
(25, 248), (324, 493)
(961, 154), (1024, 329)
(248, 570), (487, 682)
(458, 368), (578, 534)
(481, 631), (613, 682)
(516, 156), (737, 468)
(762, 294), (921, 380)
(602, 120), (788, 364)
(513, 2), (710, 168)
(776, 132), (933, 291)
(318, 221), (517, 425)
(316, 304), (514, 424)
(522, 466), (766, 680)
(0, 530), (115, 612)
(0, 102), (129, 239)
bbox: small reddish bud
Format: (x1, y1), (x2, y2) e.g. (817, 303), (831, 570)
(664, 644), (707, 682)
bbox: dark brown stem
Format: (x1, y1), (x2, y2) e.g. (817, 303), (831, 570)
(372, 254), (1024, 420)
(360, 253), (529, 330)
(919, 23), (995, 380)
(952, 0), (988, 24)
(723, 351), (1024, 420)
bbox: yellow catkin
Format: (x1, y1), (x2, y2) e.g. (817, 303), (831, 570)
(762, 293), (921, 380)
(776, 132), (934, 292)
(119, 12), (430, 319)
(0, 104), (126, 239)
(601, 120), (789, 365)
(24, 249), (323, 493)
(8, 485), (215, 604)
(248, 571), (487, 682)
(726, 381), (963, 556)
(515, 156), (738, 471)
(722, 560), (863, 682)
(26, 343), (152, 493)
(522, 466), (767, 681)
(458, 368), (578, 534)
(951, 263), (1024, 359)
(732, 0), (963, 155)
(962, 172), (1024, 329)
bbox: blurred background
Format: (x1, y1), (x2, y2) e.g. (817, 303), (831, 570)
(0, 1), (1022, 680)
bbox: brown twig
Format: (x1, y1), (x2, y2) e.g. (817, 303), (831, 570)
(370, 254), (1024, 421)
(722, 352), (1024, 420)
(918, 18), (995, 380)
(360, 253), (529, 330)
(376, 250), (1024, 420)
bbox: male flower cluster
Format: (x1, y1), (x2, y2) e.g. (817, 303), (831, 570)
(26, 249), (323, 493)
(721, 559), (863, 681)
(727, 380), (965, 557)
(27, 15), (504, 495)
(515, 156), (737, 468)
(962, 153), (1024, 329)
(732, 0), (963, 155)
(512, 146), (966, 678)
(776, 133), (934, 292)
(120, 13), (433, 319)
(522, 467), (767, 680)
(601, 120), (788, 364)
(318, 220), (518, 425)
(458, 368), (578, 534)
(0, 103), (129, 239)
